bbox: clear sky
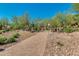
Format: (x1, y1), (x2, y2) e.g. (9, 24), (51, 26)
(0, 3), (72, 20)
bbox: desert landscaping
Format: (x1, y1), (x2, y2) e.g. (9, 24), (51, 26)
(1, 3), (79, 56)
(1, 31), (79, 56)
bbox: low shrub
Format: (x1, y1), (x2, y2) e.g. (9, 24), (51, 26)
(4, 29), (9, 32)
(6, 33), (20, 43)
(0, 29), (9, 34)
(13, 33), (20, 38)
(6, 37), (16, 43)
(0, 32), (20, 44)
(63, 27), (74, 33)
(0, 35), (7, 44)
(0, 30), (3, 34)
(2, 30), (6, 33)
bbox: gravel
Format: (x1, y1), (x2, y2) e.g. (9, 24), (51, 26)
(44, 32), (79, 56)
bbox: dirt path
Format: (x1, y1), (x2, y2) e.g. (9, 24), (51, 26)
(0, 32), (48, 56)
(1, 31), (79, 56)
(44, 32), (79, 56)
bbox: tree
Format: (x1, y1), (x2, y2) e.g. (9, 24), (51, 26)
(11, 13), (30, 30)
(50, 13), (64, 28)
(64, 14), (75, 26)
(72, 3), (79, 12)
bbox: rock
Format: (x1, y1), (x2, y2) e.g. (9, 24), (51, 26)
(0, 48), (5, 51)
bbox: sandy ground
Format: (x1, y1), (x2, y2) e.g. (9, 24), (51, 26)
(1, 31), (79, 56)
(0, 31), (48, 56)
(44, 32), (79, 56)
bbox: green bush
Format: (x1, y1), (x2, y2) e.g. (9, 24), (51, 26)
(0, 33), (20, 44)
(5, 33), (20, 43)
(4, 33), (20, 44)
(0, 35), (7, 44)
(6, 37), (16, 43)
(0, 29), (9, 34)
(63, 26), (74, 33)
(13, 33), (20, 38)
(2, 30), (8, 33)
(0, 30), (3, 34)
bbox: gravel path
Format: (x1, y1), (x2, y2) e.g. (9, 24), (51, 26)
(44, 32), (79, 56)
(1, 31), (79, 56)
(0, 32), (48, 56)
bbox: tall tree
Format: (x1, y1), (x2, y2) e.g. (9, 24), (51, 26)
(11, 13), (30, 30)
(50, 13), (65, 28)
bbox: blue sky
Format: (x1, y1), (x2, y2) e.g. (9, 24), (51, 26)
(0, 3), (72, 20)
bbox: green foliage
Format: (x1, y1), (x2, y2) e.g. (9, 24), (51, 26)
(50, 13), (63, 28)
(6, 37), (16, 43)
(10, 23), (18, 30)
(63, 26), (74, 33)
(74, 14), (79, 23)
(0, 11), (79, 33)
(51, 18), (61, 28)
(34, 24), (40, 31)
(49, 13), (79, 33)
(72, 3), (79, 12)
(0, 35), (7, 44)
(11, 13), (29, 30)
(0, 30), (4, 34)
(64, 14), (75, 26)
(0, 30), (8, 34)
(5, 33), (19, 43)
(0, 32), (20, 44)
(13, 33), (20, 38)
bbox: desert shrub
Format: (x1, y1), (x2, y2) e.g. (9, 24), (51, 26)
(4, 29), (10, 32)
(0, 35), (7, 44)
(10, 23), (19, 30)
(63, 26), (74, 33)
(33, 24), (40, 32)
(2, 30), (6, 33)
(0, 29), (9, 34)
(4, 33), (19, 44)
(0, 30), (4, 34)
(0, 32), (20, 44)
(5, 37), (16, 43)
(2, 30), (9, 33)
(13, 33), (20, 38)
(6, 33), (20, 43)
